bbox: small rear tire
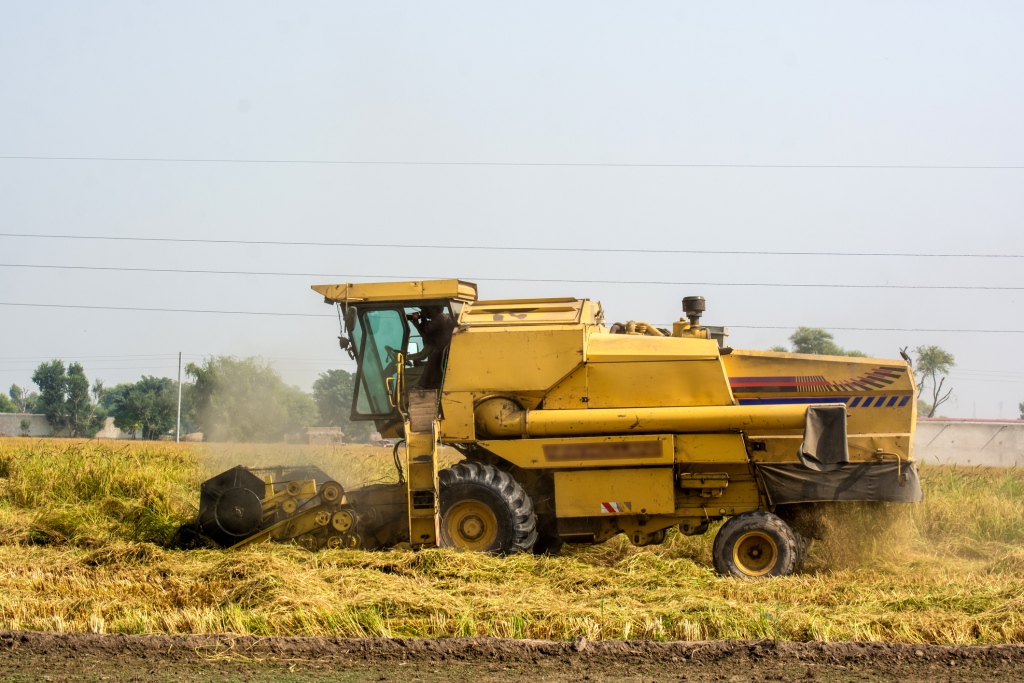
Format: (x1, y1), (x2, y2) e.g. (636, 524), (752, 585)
(712, 511), (801, 578)
(438, 462), (538, 555)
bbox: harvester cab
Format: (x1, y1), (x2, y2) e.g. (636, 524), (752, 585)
(317, 279), (477, 435)
(194, 278), (923, 579)
(310, 280), (481, 549)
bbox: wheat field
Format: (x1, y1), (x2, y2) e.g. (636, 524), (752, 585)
(0, 437), (1022, 643)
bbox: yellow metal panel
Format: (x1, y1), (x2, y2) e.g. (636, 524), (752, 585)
(585, 335), (721, 363)
(443, 327), (584, 393)
(312, 279), (477, 304)
(439, 391), (475, 441)
(586, 360), (734, 408)
(749, 434), (913, 463)
(674, 434), (749, 463)
(723, 349), (916, 441)
(540, 366), (589, 409)
(554, 468), (675, 517)
(459, 298), (586, 327)
(478, 434), (674, 469)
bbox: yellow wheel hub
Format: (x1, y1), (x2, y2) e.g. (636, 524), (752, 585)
(444, 500), (499, 551)
(733, 531), (779, 577)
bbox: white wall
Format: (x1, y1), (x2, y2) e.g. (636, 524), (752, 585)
(915, 419), (1024, 467)
(0, 413), (53, 437)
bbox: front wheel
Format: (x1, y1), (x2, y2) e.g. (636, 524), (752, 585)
(438, 462), (538, 555)
(712, 511), (801, 578)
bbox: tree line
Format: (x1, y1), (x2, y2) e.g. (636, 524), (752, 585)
(0, 356), (373, 442)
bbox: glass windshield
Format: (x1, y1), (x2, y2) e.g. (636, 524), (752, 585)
(352, 308), (407, 417)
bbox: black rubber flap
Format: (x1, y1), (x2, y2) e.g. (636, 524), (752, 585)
(798, 404), (849, 472)
(757, 461), (924, 505)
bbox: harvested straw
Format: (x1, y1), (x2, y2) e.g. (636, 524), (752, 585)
(1, 438), (1022, 642)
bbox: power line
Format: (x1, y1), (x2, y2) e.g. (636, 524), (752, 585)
(0, 301), (331, 317)
(0, 232), (1021, 259)
(0, 365), (180, 372)
(947, 376), (1024, 385)
(1, 300), (1022, 333)
(0, 354), (213, 362)
(0, 354), (182, 361)
(730, 325), (1024, 333)
(2, 155), (1023, 170)
(0, 262), (1020, 291)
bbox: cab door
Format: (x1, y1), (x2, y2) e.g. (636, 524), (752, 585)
(349, 307), (408, 421)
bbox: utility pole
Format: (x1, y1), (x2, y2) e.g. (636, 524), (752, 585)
(176, 351), (182, 443)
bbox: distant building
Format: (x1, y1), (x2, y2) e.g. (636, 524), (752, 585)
(0, 413), (52, 437)
(94, 417), (130, 440)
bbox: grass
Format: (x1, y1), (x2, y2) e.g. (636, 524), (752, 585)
(0, 437), (1022, 643)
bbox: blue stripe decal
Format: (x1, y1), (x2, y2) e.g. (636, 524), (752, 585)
(738, 395), (912, 408)
(737, 397), (849, 406)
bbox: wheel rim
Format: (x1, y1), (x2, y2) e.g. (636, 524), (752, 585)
(444, 500), (499, 551)
(732, 531), (779, 576)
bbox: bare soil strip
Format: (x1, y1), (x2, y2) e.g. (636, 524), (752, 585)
(2, 632), (1023, 682)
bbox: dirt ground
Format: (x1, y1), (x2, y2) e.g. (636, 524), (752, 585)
(2, 632), (1023, 683)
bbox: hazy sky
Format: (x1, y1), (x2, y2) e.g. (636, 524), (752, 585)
(1, 2), (1022, 418)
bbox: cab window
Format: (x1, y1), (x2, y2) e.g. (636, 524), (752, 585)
(351, 308), (407, 417)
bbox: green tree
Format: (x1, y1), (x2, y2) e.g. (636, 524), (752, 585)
(32, 360), (70, 433)
(0, 393), (16, 413)
(186, 356), (318, 442)
(1019, 402), (1024, 420)
(775, 327), (867, 357)
(99, 383), (137, 436)
(66, 363), (105, 437)
(30, 360), (105, 437)
(914, 345), (955, 418)
(105, 376), (179, 440)
(98, 383), (132, 412)
(312, 369), (375, 443)
(9, 384), (39, 413)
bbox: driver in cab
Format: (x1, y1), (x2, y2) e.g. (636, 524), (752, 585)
(407, 305), (455, 389)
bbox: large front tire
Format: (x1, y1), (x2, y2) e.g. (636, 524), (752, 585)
(712, 511), (801, 578)
(438, 462), (538, 555)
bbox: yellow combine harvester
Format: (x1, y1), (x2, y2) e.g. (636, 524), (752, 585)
(197, 279), (921, 578)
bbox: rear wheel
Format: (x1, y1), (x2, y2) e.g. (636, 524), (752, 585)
(438, 462), (537, 555)
(712, 511), (800, 578)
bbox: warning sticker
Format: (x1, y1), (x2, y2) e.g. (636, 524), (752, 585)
(600, 501), (632, 514)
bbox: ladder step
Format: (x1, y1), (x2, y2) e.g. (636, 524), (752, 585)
(407, 389), (438, 433)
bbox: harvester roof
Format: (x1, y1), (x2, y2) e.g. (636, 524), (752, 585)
(312, 279), (478, 304)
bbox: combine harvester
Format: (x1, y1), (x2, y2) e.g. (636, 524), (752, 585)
(196, 280), (921, 578)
